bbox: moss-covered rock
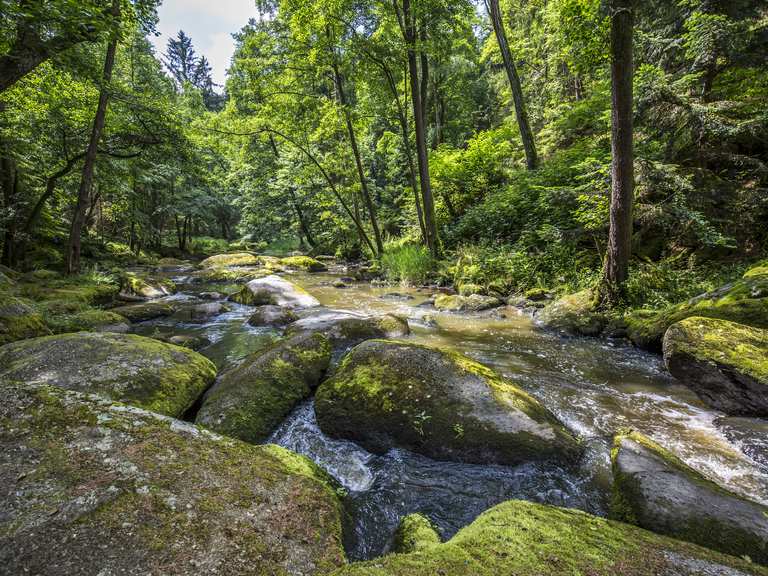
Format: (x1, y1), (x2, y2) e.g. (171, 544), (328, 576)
(167, 334), (211, 350)
(287, 310), (410, 354)
(0, 382), (346, 575)
(331, 500), (764, 576)
(457, 283), (485, 297)
(230, 275), (320, 309)
(196, 331), (331, 443)
(174, 302), (230, 323)
(119, 272), (176, 300)
(191, 266), (272, 284)
(111, 302), (175, 322)
(17, 277), (120, 306)
(663, 317), (768, 415)
(44, 308), (130, 334)
(199, 252), (262, 268)
(538, 289), (606, 336)
(392, 514), (441, 553)
(434, 293), (502, 312)
(315, 340), (580, 465)
(248, 305), (298, 327)
(611, 430), (768, 565)
(524, 287), (551, 302)
(0, 332), (216, 418)
(0, 296), (50, 345)
(280, 255), (328, 272)
(626, 267), (768, 350)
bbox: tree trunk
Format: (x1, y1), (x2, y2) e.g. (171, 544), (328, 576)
(600, 0), (635, 306)
(488, 0), (538, 170)
(288, 187), (316, 248)
(65, 0), (120, 274)
(1, 154), (18, 267)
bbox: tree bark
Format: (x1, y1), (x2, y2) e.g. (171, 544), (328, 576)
(487, 0), (538, 170)
(600, 0), (635, 306)
(1, 154), (19, 267)
(65, 0), (120, 274)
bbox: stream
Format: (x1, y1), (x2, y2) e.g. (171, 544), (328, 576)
(132, 264), (768, 560)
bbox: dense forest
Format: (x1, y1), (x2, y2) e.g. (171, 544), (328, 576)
(1, 0), (768, 574)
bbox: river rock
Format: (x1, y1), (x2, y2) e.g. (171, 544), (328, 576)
(392, 514), (441, 553)
(538, 289), (606, 336)
(199, 291), (225, 300)
(0, 381), (345, 575)
(247, 305), (298, 327)
(626, 263), (768, 350)
(192, 266), (271, 284)
(663, 316), (768, 416)
(45, 309), (130, 334)
(0, 332), (216, 418)
(333, 500), (762, 576)
(111, 301), (175, 322)
(196, 331), (331, 443)
(168, 334), (211, 350)
(119, 272), (176, 300)
(280, 255), (328, 272)
(0, 296), (50, 345)
(611, 430), (768, 564)
(434, 294), (503, 312)
(176, 301), (230, 323)
(315, 340), (580, 465)
(199, 252), (262, 268)
(229, 275), (320, 309)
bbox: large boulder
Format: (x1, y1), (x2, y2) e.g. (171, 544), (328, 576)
(111, 301), (175, 322)
(248, 304), (298, 327)
(230, 275), (320, 309)
(199, 252), (262, 268)
(45, 308), (130, 334)
(0, 296), (50, 345)
(0, 332), (216, 418)
(626, 264), (768, 350)
(280, 255), (328, 272)
(196, 332), (331, 443)
(538, 289), (607, 336)
(663, 317), (768, 416)
(190, 266), (272, 284)
(119, 272), (176, 300)
(332, 500), (762, 576)
(434, 293), (502, 312)
(315, 340), (580, 465)
(611, 430), (768, 564)
(0, 382), (345, 576)
(175, 301), (230, 323)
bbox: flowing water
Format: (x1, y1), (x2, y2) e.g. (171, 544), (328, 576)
(133, 264), (768, 560)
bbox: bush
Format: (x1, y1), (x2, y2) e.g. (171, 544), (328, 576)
(188, 237), (230, 255)
(380, 242), (434, 285)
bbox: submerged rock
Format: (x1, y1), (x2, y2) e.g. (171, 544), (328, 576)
(315, 340), (580, 465)
(332, 500), (762, 575)
(111, 301), (175, 322)
(538, 289), (606, 336)
(0, 382), (345, 575)
(0, 332), (216, 418)
(663, 317), (768, 416)
(280, 255), (328, 272)
(199, 252), (262, 268)
(0, 296), (50, 345)
(196, 332), (331, 443)
(434, 293), (502, 312)
(611, 430), (768, 564)
(230, 275), (320, 309)
(248, 304), (298, 327)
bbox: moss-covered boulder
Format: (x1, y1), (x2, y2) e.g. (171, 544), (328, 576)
(392, 514), (441, 553)
(280, 255), (328, 272)
(538, 289), (607, 336)
(457, 283), (485, 297)
(0, 332), (216, 418)
(230, 275), (320, 309)
(192, 266), (272, 284)
(199, 252), (262, 268)
(248, 304), (298, 327)
(626, 265), (768, 350)
(0, 296), (50, 345)
(287, 310), (410, 354)
(196, 332), (331, 443)
(663, 317), (768, 416)
(331, 500), (764, 576)
(0, 382), (346, 575)
(119, 272), (176, 300)
(111, 301), (175, 322)
(44, 308), (130, 334)
(611, 430), (768, 564)
(315, 340), (580, 465)
(434, 293), (502, 312)
(16, 277), (119, 306)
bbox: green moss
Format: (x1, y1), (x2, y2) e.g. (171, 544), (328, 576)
(229, 284), (277, 306)
(392, 514), (441, 553)
(457, 283), (484, 297)
(280, 255), (327, 272)
(524, 287), (550, 301)
(17, 277), (119, 306)
(120, 272), (176, 298)
(0, 296), (50, 345)
(199, 252), (262, 268)
(744, 261), (768, 279)
(110, 302), (174, 322)
(332, 499), (764, 576)
(539, 289), (606, 336)
(434, 294), (463, 311)
(195, 266), (270, 283)
(44, 309), (128, 334)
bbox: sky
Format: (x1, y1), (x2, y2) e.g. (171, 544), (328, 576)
(149, 0), (262, 87)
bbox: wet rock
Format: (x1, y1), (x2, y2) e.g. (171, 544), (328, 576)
(196, 331), (331, 443)
(381, 292), (414, 301)
(611, 430), (768, 564)
(111, 302), (175, 322)
(663, 317), (768, 416)
(524, 287), (552, 301)
(434, 294), (503, 312)
(392, 513), (441, 553)
(247, 305), (298, 327)
(315, 340), (580, 465)
(626, 264), (768, 350)
(0, 382), (346, 576)
(44, 309), (130, 334)
(191, 266), (271, 284)
(176, 302), (230, 323)
(0, 332), (216, 418)
(538, 289), (606, 336)
(199, 291), (225, 300)
(333, 500), (761, 576)
(229, 275), (320, 309)
(199, 252), (262, 268)
(168, 334), (211, 350)
(332, 280), (348, 289)
(280, 255), (328, 272)
(119, 272), (176, 300)
(0, 296), (50, 345)
(457, 283), (485, 297)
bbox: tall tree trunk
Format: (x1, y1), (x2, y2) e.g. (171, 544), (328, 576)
(487, 0), (538, 170)
(329, 49), (384, 257)
(65, 0), (120, 274)
(1, 154), (18, 267)
(394, 0), (439, 256)
(288, 187), (316, 248)
(600, 0), (635, 306)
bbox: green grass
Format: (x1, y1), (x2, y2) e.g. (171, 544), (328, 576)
(381, 243), (434, 286)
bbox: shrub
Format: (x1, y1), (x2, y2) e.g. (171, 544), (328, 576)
(380, 242), (434, 286)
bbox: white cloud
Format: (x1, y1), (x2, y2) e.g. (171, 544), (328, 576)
(149, 0), (261, 87)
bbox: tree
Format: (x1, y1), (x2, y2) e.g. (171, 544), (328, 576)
(599, 0), (635, 306)
(163, 30), (197, 86)
(486, 0), (538, 170)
